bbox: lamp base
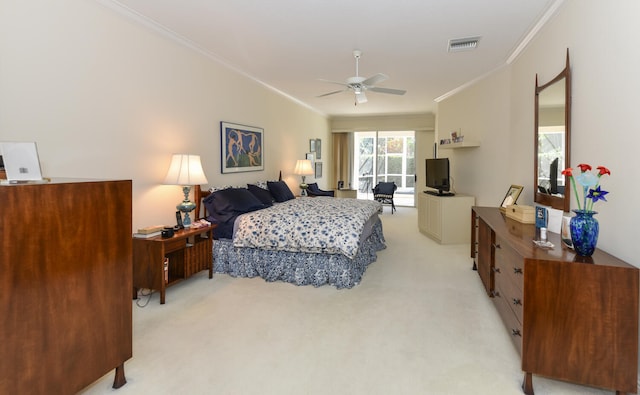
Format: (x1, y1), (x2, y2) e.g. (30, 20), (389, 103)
(176, 185), (196, 228)
(300, 183), (309, 197)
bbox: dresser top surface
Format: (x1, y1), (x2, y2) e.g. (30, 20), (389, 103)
(473, 206), (635, 270)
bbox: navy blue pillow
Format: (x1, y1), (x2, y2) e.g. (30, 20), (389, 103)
(267, 181), (295, 202)
(247, 184), (274, 206)
(203, 188), (266, 223)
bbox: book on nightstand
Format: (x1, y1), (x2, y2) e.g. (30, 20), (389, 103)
(137, 225), (165, 234)
(133, 231), (162, 239)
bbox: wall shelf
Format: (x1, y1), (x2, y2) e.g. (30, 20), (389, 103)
(439, 140), (480, 149)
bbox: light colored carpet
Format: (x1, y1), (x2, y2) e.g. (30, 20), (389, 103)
(81, 207), (617, 395)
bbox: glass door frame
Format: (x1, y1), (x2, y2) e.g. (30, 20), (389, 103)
(353, 130), (415, 207)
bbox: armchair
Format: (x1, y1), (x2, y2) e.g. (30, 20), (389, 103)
(372, 181), (397, 213)
(306, 183), (335, 197)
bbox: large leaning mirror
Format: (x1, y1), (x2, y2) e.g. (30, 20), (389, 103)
(534, 50), (571, 212)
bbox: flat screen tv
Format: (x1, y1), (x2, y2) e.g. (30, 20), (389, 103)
(425, 158), (453, 196)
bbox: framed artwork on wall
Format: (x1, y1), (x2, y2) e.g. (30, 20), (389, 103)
(305, 152), (315, 164)
(315, 162), (323, 178)
(221, 121), (264, 173)
(309, 138), (322, 160)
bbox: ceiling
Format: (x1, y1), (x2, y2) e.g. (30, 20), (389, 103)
(109, 0), (561, 118)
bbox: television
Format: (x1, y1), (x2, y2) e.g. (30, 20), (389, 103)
(425, 158), (453, 196)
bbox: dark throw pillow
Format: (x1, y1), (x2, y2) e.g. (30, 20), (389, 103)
(203, 187), (266, 223)
(267, 181), (295, 202)
(247, 184), (274, 206)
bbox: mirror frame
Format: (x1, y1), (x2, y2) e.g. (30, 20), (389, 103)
(534, 50), (571, 212)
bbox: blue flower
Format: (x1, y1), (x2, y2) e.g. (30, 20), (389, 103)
(587, 186), (608, 203)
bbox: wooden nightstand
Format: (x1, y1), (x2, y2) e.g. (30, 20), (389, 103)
(334, 189), (357, 199)
(133, 224), (215, 304)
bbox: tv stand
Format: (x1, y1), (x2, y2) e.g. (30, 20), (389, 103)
(418, 193), (474, 244)
(424, 190), (455, 196)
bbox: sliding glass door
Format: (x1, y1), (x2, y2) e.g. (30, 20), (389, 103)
(354, 131), (415, 206)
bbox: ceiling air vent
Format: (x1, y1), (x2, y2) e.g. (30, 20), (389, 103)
(448, 37), (481, 52)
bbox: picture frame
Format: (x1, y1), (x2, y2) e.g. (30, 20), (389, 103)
(305, 152), (315, 164)
(309, 139), (316, 153)
(315, 162), (323, 178)
(315, 139), (322, 159)
(500, 184), (524, 210)
(175, 211), (184, 229)
(221, 121), (264, 173)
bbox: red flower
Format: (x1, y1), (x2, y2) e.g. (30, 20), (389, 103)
(597, 166), (611, 176)
(561, 167), (573, 176)
(577, 163), (592, 172)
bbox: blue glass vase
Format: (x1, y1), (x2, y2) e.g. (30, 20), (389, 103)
(570, 210), (599, 256)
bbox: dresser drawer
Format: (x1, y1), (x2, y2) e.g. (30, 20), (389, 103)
(493, 277), (523, 327)
(495, 236), (524, 292)
(493, 284), (523, 356)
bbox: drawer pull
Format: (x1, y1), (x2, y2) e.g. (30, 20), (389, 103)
(492, 267), (501, 274)
(513, 267), (523, 275)
(492, 243), (502, 249)
(512, 298), (522, 306)
(511, 329), (522, 337)
(491, 290), (500, 298)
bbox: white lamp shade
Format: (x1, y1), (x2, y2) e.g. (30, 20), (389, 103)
(294, 159), (314, 176)
(163, 154), (208, 185)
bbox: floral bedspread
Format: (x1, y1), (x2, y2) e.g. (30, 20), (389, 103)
(233, 197), (382, 259)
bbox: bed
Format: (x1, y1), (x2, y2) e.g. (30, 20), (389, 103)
(194, 183), (386, 289)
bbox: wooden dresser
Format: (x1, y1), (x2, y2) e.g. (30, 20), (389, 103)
(0, 179), (133, 394)
(471, 206), (638, 395)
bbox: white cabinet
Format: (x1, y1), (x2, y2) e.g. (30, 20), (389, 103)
(418, 193), (475, 244)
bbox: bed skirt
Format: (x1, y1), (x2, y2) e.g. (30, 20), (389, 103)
(212, 218), (386, 289)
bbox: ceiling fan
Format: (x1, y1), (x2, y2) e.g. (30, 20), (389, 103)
(317, 50), (406, 105)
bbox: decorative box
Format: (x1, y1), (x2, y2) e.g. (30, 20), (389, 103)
(505, 205), (535, 224)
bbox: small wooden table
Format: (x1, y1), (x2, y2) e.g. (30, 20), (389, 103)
(334, 189), (357, 198)
(133, 224), (215, 304)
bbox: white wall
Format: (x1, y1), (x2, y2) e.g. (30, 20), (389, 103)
(0, 0), (330, 231)
(437, 0), (640, 264)
(436, 67), (512, 200)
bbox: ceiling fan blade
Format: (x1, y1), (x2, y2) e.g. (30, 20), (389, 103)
(356, 91), (368, 104)
(318, 78), (350, 87)
(369, 87), (407, 95)
(317, 89), (346, 98)
(362, 73), (388, 86)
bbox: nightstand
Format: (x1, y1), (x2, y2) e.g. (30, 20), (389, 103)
(334, 189), (357, 198)
(133, 224), (215, 304)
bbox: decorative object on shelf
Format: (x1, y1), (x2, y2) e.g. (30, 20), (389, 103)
(499, 184), (523, 211)
(164, 154), (208, 228)
(562, 163), (610, 256)
(221, 121), (264, 173)
(293, 159), (314, 196)
(450, 130), (464, 143)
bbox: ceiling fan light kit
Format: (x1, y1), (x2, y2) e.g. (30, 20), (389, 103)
(318, 50), (406, 106)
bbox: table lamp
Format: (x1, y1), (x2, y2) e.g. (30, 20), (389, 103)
(293, 159), (314, 196)
(164, 154), (208, 227)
